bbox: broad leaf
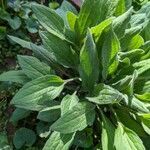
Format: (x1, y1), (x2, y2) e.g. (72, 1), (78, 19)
(113, 7), (133, 39)
(56, 0), (77, 26)
(79, 30), (99, 92)
(135, 93), (150, 102)
(17, 55), (52, 79)
(128, 35), (144, 50)
(67, 12), (77, 31)
(8, 35), (33, 49)
(139, 114), (150, 135)
(61, 93), (79, 116)
(13, 128), (36, 149)
(32, 3), (64, 38)
(116, 109), (146, 137)
(86, 84), (125, 105)
(73, 129), (93, 148)
(10, 108), (31, 123)
(37, 106), (60, 122)
(133, 59), (150, 75)
(0, 70), (29, 84)
(91, 17), (113, 41)
(101, 113), (115, 150)
(11, 75), (65, 111)
(8, 36), (55, 65)
(112, 71), (138, 96)
(122, 96), (149, 113)
(120, 26), (143, 51)
(101, 25), (120, 80)
(75, 0), (119, 37)
(115, 0), (126, 16)
(114, 123), (145, 150)
(43, 131), (75, 150)
(51, 102), (95, 134)
(41, 31), (79, 68)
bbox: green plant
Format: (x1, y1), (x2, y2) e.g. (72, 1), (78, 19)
(0, 0), (150, 149)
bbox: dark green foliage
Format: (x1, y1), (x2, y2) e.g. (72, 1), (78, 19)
(0, 0), (150, 149)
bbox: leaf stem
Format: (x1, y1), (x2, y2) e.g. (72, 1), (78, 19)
(65, 77), (81, 83)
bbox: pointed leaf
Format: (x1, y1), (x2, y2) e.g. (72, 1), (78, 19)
(61, 93), (79, 116)
(133, 59), (150, 75)
(11, 75), (65, 111)
(113, 7), (133, 39)
(79, 30), (99, 92)
(37, 106), (60, 122)
(0, 70), (29, 84)
(10, 108), (31, 123)
(114, 123), (145, 150)
(101, 113), (115, 150)
(91, 17), (113, 40)
(43, 131), (75, 150)
(51, 102), (95, 134)
(41, 31), (79, 68)
(32, 3), (64, 38)
(75, 0), (119, 37)
(101, 26), (120, 80)
(17, 55), (52, 79)
(86, 84), (125, 105)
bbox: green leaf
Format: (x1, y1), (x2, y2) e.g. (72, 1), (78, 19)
(32, 3), (64, 38)
(0, 70), (29, 84)
(13, 128), (36, 149)
(67, 12), (77, 31)
(41, 31), (79, 68)
(112, 71), (138, 96)
(56, 0), (77, 26)
(128, 35), (144, 50)
(0, 132), (11, 150)
(122, 96), (149, 113)
(37, 106), (60, 122)
(8, 35), (32, 49)
(0, 7), (11, 21)
(43, 131), (75, 150)
(91, 17), (113, 41)
(73, 129), (93, 148)
(8, 16), (21, 30)
(135, 93), (150, 102)
(116, 109), (146, 137)
(101, 25), (120, 80)
(79, 30), (99, 92)
(142, 22), (150, 41)
(114, 123), (145, 150)
(0, 26), (6, 40)
(120, 26), (142, 51)
(61, 93), (79, 116)
(139, 114), (150, 135)
(58, 1), (77, 15)
(86, 84), (125, 105)
(115, 0), (126, 16)
(143, 81), (150, 92)
(101, 113), (115, 150)
(130, 13), (149, 29)
(113, 7), (133, 39)
(51, 102), (95, 134)
(8, 36), (57, 66)
(30, 43), (57, 66)
(10, 108), (31, 123)
(36, 122), (50, 138)
(75, 0), (119, 37)
(17, 55), (52, 79)
(133, 59), (150, 75)
(11, 75), (65, 111)
(119, 49), (144, 60)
